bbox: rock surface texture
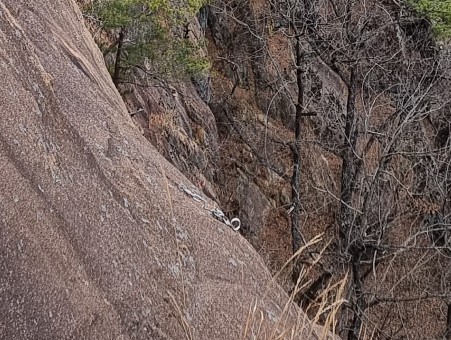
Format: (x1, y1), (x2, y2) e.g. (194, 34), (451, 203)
(0, 1), (333, 339)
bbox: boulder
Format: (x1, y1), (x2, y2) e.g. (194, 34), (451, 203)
(0, 1), (333, 339)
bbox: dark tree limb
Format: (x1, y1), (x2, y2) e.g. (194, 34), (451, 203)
(300, 271), (333, 309)
(291, 34), (306, 284)
(339, 66), (358, 248)
(446, 302), (451, 340)
(112, 28), (125, 87)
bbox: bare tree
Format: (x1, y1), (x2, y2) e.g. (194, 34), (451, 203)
(209, 0), (314, 284)
(282, 0), (451, 338)
(207, 0), (451, 337)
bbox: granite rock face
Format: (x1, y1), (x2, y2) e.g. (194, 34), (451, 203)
(0, 1), (332, 339)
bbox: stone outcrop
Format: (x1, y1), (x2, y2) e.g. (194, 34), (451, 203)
(0, 1), (333, 339)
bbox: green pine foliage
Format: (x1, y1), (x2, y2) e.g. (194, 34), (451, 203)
(85, 0), (210, 82)
(408, 0), (451, 38)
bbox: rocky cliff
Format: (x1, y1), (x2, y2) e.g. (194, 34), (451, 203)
(0, 1), (335, 339)
(86, 0), (451, 338)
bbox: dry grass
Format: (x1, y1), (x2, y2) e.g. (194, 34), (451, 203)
(241, 234), (347, 340)
(167, 290), (194, 340)
(159, 161), (194, 340)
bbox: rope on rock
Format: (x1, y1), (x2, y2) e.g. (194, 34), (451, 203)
(178, 183), (241, 231)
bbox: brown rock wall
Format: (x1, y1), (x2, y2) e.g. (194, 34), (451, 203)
(0, 1), (333, 339)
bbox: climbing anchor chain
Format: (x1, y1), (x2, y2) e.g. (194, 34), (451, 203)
(178, 183), (241, 231)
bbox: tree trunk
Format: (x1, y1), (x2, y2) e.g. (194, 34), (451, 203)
(338, 66), (364, 338)
(291, 35), (305, 284)
(446, 302), (451, 340)
(348, 257), (365, 340)
(339, 66), (358, 247)
(112, 28), (125, 87)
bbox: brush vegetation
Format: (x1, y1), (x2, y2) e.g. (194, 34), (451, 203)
(84, 0), (210, 83)
(408, 0), (451, 38)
